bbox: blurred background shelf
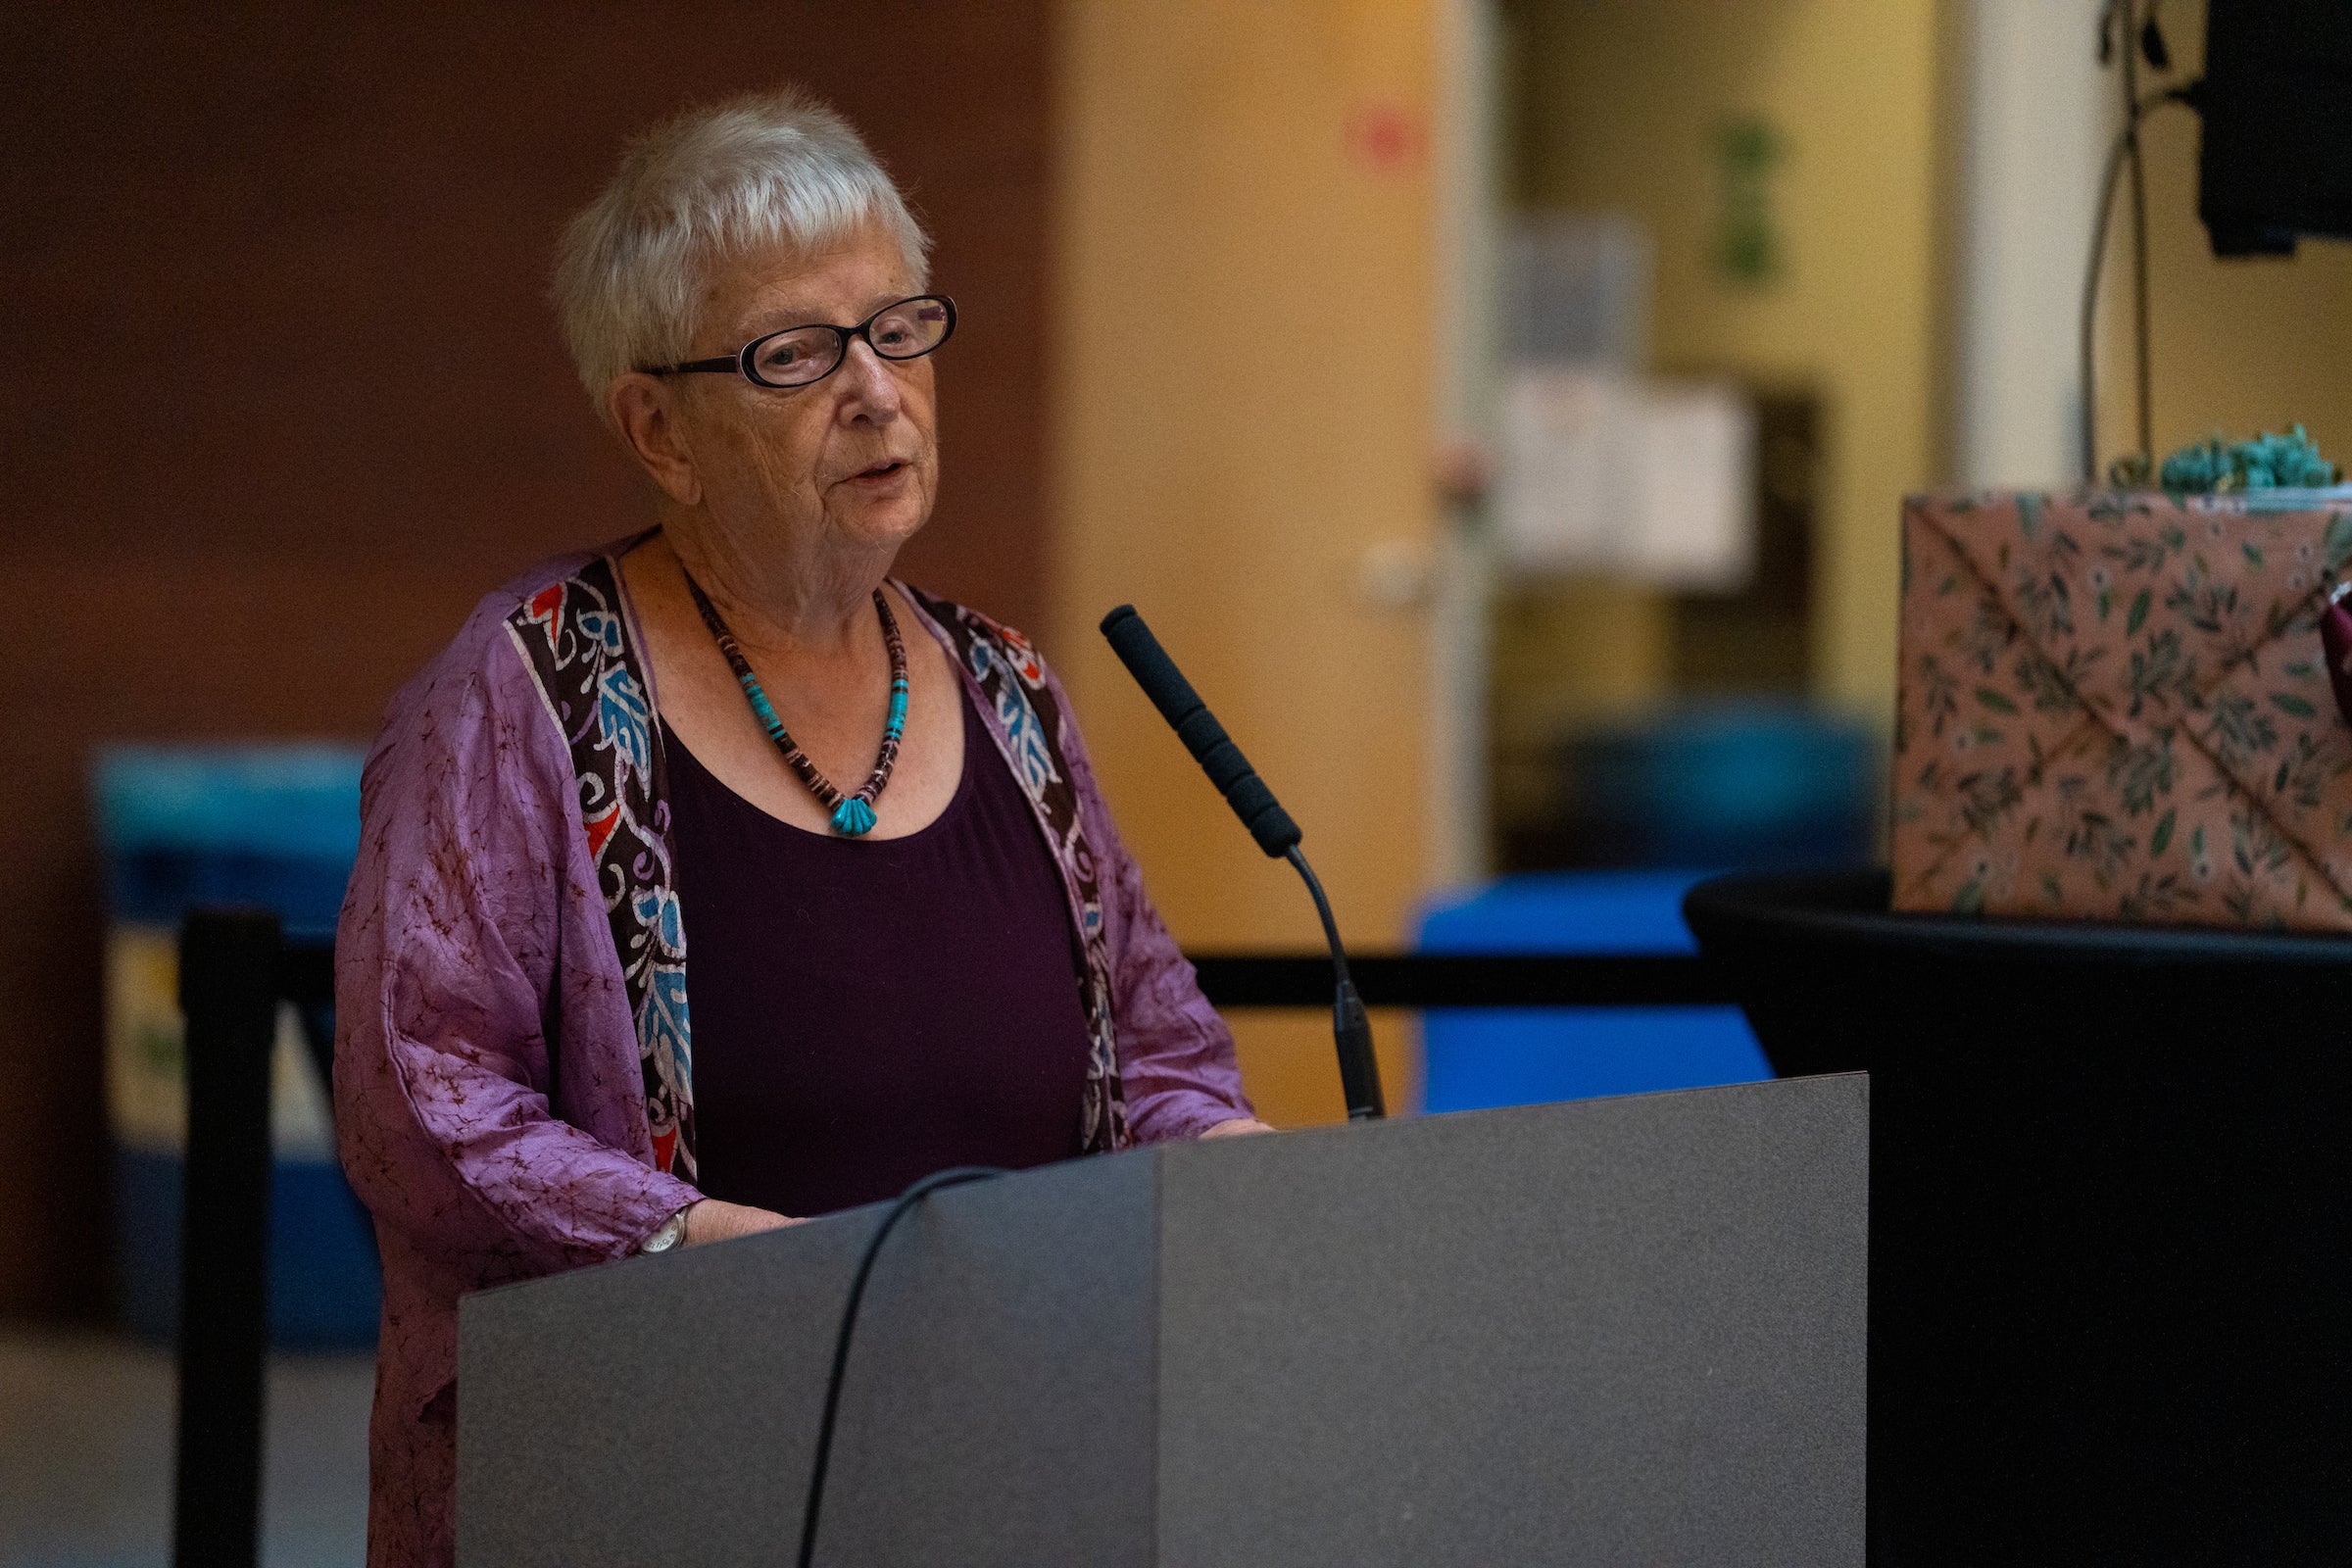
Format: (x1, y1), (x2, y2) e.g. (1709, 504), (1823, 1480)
(94, 746), (378, 1352)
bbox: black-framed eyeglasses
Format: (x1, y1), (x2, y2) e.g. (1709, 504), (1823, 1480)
(640, 295), (956, 389)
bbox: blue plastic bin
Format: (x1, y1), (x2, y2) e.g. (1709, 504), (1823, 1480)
(95, 744), (379, 1348)
(1418, 870), (1773, 1112)
(1560, 703), (1877, 870)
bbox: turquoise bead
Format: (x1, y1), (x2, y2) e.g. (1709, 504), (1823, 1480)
(830, 797), (878, 836)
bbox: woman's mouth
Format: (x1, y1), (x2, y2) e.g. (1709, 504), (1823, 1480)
(849, 460), (907, 484)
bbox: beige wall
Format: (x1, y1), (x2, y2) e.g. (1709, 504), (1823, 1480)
(2096, 1), (2352, 470)
(1506, 0), (1948, 722)
(1053, 0), (1440, 1123)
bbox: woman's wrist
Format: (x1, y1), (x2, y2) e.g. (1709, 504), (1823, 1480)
(1200, 1115), (1276, 1139)
(676, 1197), (801, 1246)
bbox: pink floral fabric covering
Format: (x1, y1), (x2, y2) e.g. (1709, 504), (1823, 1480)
(1893, 490), (2352, 929)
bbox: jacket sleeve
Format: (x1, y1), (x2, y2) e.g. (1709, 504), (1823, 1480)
(1047, 664), (1257, 1142)
(333, 644), (701, 1278)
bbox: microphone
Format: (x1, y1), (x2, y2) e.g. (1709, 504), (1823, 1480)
(1100, 605), (1385, 1121)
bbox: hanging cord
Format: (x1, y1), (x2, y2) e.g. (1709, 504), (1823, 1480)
(2079, 87), (2192, 482)
(2080, 115), (2130, 482)
(2123, 0), (2153, 466)
(796, 1165), (1007, 1568)
(2080, 1), (2188, 482)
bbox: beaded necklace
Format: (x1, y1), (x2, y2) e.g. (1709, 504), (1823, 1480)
(681, 572), (909, 837)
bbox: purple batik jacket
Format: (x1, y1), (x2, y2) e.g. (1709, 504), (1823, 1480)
(334, 540), (1251, 1568)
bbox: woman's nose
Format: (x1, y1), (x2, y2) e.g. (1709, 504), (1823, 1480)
(835, 340), (901, 421)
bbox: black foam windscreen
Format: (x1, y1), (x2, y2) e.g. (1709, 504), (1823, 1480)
(1100, 605), (1302, 858)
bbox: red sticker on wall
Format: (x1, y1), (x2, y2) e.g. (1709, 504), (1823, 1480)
(1348, 103), (1425, 172)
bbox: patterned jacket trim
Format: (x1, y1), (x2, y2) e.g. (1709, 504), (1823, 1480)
(505, 557), (696, 1178)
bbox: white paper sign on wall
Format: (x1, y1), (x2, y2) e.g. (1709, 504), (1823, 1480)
(1495, 367), (1754, 591)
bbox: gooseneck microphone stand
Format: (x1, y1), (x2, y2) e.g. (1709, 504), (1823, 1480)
(1100, 605), (1385, 1120)
(1284, 844), (1385, 1121)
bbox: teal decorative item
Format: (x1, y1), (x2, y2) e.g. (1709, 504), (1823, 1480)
(2157, 425), (2339, 493)
(829, 797), (878, 837)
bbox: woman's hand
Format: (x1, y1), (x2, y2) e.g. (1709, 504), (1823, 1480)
(682, 1198), (802, 1246)
(1200, 1116), (1278, 1139)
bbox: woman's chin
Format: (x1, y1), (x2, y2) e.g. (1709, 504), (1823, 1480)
(827, 490), (931, 552)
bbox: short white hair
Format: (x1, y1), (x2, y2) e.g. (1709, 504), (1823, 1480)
(553, 87), (931, 416)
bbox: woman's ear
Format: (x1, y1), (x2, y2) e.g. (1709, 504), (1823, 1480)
(608, 373), (704, 507)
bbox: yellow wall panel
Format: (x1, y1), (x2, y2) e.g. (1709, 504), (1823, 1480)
(1054, 1), (1441, 1121)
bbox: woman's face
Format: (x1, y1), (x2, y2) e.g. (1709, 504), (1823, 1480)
(667, 223), (939, 559)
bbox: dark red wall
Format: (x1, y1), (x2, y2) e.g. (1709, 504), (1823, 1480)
(0, 3), (1053, 1317)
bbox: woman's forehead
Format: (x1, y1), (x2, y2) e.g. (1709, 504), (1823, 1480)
(710, 230), (911, 331)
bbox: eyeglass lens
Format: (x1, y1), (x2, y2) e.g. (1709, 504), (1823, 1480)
(746, 298), (953, 387)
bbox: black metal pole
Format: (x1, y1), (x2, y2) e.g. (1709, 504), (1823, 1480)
(174, 906), (280, 1568)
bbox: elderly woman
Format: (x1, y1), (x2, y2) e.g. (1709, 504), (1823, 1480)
(335, 88), (1267, 1567)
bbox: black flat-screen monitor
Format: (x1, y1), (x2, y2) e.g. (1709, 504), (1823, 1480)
(2199, 0), (2352, 255)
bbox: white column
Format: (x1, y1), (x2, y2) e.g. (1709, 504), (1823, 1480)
(1956, 0), (2112, 487)
(1428, 0), (1500, 887)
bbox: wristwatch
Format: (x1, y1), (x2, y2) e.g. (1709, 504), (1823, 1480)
(638, 1205), (691, 1254)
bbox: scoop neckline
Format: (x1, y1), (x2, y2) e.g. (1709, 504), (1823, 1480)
(661, 680), (978, 848)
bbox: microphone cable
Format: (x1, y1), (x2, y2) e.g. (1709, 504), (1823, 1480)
(796, 1164), (1007, 1568)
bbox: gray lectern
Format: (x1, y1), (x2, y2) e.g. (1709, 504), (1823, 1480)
(459, 1075), (1866, 1566)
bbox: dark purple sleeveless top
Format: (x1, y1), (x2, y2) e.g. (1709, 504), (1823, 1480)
(662, 685), (1095, 1216)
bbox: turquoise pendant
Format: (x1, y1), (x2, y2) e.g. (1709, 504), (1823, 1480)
(830, 797), (878, 837)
